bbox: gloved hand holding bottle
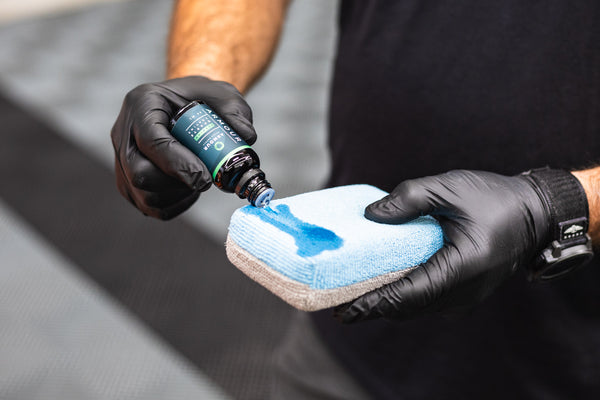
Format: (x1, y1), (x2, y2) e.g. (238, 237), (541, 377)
(110, 76), (258, 220)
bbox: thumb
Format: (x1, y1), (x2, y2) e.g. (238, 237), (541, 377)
(335, 245), (461, 323)
(365, 178), (440, 224)
(208, 99), (257, 145)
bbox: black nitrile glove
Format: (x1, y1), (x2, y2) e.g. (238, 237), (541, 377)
(111, 76), (257, 219)
(336, 168), (589, 323)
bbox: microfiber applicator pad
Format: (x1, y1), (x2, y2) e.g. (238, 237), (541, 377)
(226, 185), (444, 311)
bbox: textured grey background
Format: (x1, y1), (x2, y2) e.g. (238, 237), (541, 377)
(0, 0), (338, 398)
(0, 0), (336, 241)
(0, 199), (230, 400)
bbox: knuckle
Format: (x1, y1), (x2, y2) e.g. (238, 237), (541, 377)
(130, 170), (148, 190)
(139, 206), (161, 219)
(124, 83), (155, 104)
(159, 211), (177, 221)
(225, 106), (253, 125)
(109, 125), (120, 147)
(143, 192), (171, 209)
(215, 80), (242, 95)
(129, 160), (169, 191)
(396, 180), (425, 203)
(132, 82), (155, 95)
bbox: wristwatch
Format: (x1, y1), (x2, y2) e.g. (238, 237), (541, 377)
(522, 168), (594, 281)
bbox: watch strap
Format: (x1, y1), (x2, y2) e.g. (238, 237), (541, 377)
(523, 167), (589, 245)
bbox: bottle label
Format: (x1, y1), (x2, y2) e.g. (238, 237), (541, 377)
(170, 102), (250, 179)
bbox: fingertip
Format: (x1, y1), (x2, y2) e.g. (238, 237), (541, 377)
(364, 195), (412, 224)
(238, 126), (257, 145)
(190, 171), (213, 192)
(159, 190), (202, 220)
(224, 113), (257, 144)
(334, 289), (385, 323)
(206, 96), (256, 143)
(244, 130), (258, 146)
(177, 157), (212, 192)
(364, 190), (423, 224)
(364, 196), (393, 222)
(333, 301), (366, 324)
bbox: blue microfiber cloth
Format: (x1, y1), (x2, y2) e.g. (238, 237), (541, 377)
(226, 185), (444, 311)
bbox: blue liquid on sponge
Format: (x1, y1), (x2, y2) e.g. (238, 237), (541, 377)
(241, 204), (343, 257)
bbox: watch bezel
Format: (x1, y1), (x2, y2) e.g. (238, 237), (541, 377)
(531, 235), (594, 281)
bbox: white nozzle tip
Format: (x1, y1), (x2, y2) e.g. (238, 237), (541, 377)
(254, 188), (275, 208)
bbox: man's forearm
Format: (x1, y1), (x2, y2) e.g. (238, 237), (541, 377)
(572, 167), (600, 242)
(167, 0), (289, 93)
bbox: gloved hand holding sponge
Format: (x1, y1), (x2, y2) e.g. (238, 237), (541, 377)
(336, 168), (592, 322)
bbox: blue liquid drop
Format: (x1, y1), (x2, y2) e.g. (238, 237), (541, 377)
(241, 204), (343, 257)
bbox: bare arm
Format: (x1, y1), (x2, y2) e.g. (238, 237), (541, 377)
(167, 0), (290, 93)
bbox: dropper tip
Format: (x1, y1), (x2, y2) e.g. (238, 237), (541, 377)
(253, 188), (275, 208)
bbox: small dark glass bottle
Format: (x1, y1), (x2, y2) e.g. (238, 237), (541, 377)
(169, 101), (274, 207)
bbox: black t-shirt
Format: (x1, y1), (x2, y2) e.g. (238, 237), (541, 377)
(313, 1), (600, 398)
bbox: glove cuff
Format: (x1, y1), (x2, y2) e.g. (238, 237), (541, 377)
(523, 167), (589, 244)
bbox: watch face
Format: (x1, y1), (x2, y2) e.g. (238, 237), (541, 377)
(539, 251), (594, 281)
